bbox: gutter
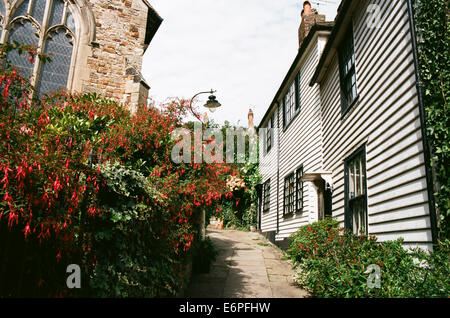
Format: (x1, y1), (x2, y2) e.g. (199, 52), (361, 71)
(406, 0), (439, 245)
(258, 23), (334, 128)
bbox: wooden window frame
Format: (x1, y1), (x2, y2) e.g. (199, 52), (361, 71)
(344, 144), (368, 236)
(263, 179), (271, 213)
(265, 115), (273, 154)
(283, 71), (301, 129)
(338, 23), (358, 117)
(283, 173), (295, 216)
(296, 166), (304, 213)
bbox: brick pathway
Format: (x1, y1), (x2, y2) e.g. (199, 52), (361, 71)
(185, 229), (309, 298)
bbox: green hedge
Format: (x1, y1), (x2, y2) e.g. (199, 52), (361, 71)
(287, 219), (450, 298)
(414, 0), (450, 239)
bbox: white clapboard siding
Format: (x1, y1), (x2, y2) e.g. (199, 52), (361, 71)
(275, 36), (326, 241)
(259, 105), (279, 233)
(259, 32), (329, 240)
(319, 0), (433, 246)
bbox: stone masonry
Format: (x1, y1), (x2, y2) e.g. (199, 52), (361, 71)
(72, 0), (162, 106)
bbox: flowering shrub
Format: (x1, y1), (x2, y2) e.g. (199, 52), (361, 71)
(0, 44), (232, 297)
(287, 218), (450, 298)
(226, 175), (246, 192)
(196, 120), (261, 230)
(219, 162), (260, 230)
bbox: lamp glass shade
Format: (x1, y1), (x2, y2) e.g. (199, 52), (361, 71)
(204, 95), (221, 112)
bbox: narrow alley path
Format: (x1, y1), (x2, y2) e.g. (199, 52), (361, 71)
(186, 228), (309, 298)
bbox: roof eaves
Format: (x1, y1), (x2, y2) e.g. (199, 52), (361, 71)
(257, 23), (334, 129)
(143, 1), (163, 50)
(309, 0), (355, 86)
(142, 0), (163, 20)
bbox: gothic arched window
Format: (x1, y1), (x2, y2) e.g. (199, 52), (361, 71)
(1, 0), (77, 98)
(0, 1), (5, 37)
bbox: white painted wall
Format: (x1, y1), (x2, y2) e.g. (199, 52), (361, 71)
(319, 0), (433, 250)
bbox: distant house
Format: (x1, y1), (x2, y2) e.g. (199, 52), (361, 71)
(258, 0), (437, 251)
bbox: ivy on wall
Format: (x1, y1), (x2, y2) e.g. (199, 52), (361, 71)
(414, 0), (450, 239)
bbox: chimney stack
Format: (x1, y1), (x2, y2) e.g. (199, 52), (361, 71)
(248, 109), (254, 128)
(298, 1), (325, 48)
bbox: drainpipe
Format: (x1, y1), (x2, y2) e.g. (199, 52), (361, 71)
(276, 103), (280, 234)
(406, 0), (439, 245)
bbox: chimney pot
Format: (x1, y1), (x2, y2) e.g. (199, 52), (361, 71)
(248, 109), (254, 128)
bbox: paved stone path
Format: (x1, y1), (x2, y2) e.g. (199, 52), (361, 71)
(186, 229), (309, 298)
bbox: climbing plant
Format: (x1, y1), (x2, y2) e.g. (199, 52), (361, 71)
(414, 0), (450, 239)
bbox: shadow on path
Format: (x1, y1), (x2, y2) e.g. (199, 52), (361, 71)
(185, 229), (309, 298)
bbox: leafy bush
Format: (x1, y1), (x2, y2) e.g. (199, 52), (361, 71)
(414, 0), (450, 239)
(287, 218), (450, 298)
(86, 163), (186, 297)
(218, 162), (261, 230)
(191, 237), (219, 274)
(0, 44), (235, 297)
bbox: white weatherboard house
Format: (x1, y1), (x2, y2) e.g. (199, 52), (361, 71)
(257, 0), (437, 251)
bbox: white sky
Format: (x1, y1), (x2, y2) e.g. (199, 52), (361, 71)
(142, 0), (340, 127)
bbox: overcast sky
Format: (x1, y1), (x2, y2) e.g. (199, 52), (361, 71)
(142, 0), (340, 127)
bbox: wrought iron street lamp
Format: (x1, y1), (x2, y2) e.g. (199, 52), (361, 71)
(189, 89), (222, 123)
(188, 90), (221, 240)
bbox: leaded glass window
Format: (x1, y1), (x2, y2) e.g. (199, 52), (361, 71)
(2, 0), (77, 97)
(13, 0), (29, 19)
(49, 0), (65, 27)
(0, 0), (5, 38)
(6, 20), (39, 78)
(0, 0), (5, 16)
(31, 0), (46, 25)
(36, 28), (73, 98)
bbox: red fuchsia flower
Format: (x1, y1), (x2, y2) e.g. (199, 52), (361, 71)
(8, 211), (18, 228)
(24, 224), (31, 239)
